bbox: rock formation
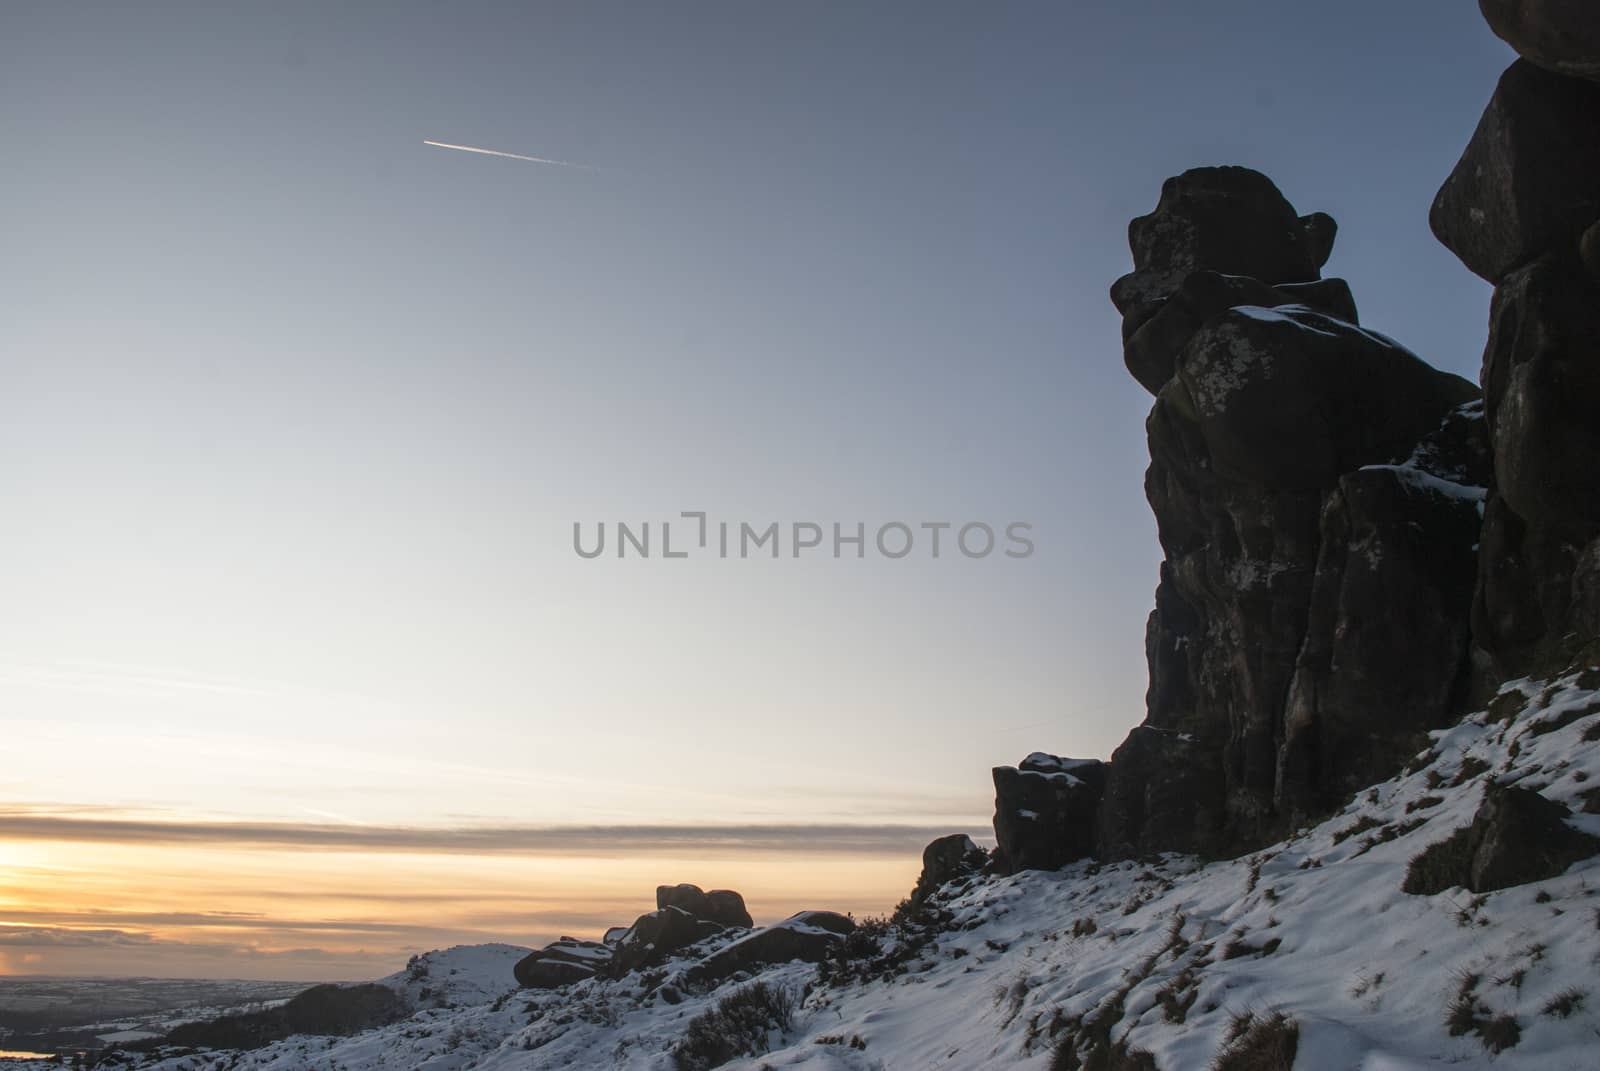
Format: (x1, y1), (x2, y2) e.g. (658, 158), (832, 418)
(1431, 52), (1600, 680)
(1104, 167), (1483, 857)
(1479, 0), (1600, 81)
(514, 937), (614, 989)
(683, 911), (855, 985)
(1402, 782), (1600, 895)
(655, 883), (754, 929)
(908, 833), (990, 906)
(987, 167), (1494, 871)
(510, 885), (853, 991)
(991, 754), (1105, 872)
(983, 0), (1600, 872)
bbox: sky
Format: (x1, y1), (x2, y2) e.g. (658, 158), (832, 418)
(0, 2), (1510, 980)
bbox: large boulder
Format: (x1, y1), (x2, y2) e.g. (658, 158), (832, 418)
(1168, 307), (1478, 490)
(1403, 783), (1600, 895)
(684, 912), (855, 984)
(1278, 435), (1487, 819)
(655, 884), (754, 929)
(513, 937), (613, 989)
(514, 957), (596, 990)
(908, 833), (990, 907)
(1471, 783), (1600, 891)
(1097, 727), (1225, 859)
(1122, 270), (1358, 395)
(1480, 251), (1600, 528)
(992, 754), (1107, 872)
(1110, 166), (1336, 326)
(1135, 306), (1476, 847)
(1429, 49), (1600, 680)
(606, 907), (725, 977)
(1480, 0), (1600, 81)
(1430, 60), (1600, 284)
(1469, 243), (1600, 675)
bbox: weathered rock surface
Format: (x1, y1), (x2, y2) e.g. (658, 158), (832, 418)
(992, 754), (1106, 872)
(1403, 783), (1600, 895)
(1476, 251), (1600, 672)
(515, 957), (597, 990)
(1123, 270), (1358, 395)
(909, 833), (990, 906)
(1097, 727), (1222, 859)
(1279, 436), (1487, 819)
(1430, 60), (1600, 284)
(655, 883), (754, 929)
(684, 911), (855, 984)
(1075, 167), (1487, 861)
(1480, 0), (1600, 81)
(1434, 39), (1600, 678)
(513, 937), (613, 989)
(606, 907), (726, 978)
(1111, 167), (1336, 320)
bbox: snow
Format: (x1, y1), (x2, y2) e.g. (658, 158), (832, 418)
(1232, 303), (1342, 336)
(378, 943), (530, 1010)
(1231, 304), (1417, 357)
(1021, 769), (1082, 787)
(97, 1030), (164, 1043)
(1021, 754), (1099, 774)
(110, 668), (1600, 1071)
(543, 942), (612, 962)
(1359, 463), (1487, 503)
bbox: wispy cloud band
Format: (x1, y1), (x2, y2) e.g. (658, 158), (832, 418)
(0, 809), (987, 856)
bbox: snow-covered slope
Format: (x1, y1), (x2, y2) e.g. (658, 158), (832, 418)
(107, 669), (1600, 1070)
(379, 944), (531, 1011)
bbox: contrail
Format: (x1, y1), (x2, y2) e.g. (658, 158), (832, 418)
(423, 139), (596, 170)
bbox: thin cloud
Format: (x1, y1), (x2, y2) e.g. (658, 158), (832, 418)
(0, 808), (988, 856)
(423, 140), (597, 170)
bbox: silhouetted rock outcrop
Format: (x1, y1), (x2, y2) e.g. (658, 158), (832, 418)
(655, 883), (754, 929)
(684, 911), (854, 984)
(992, 754), (1106, 872)
(995, 168), (1490, 864)
(605, 907), (727, 978)
(1278, 432), (1488, 816)
(1096, 168), (1484, 857)
(1430, 60), (1600, 285)
(1431, 47), (1600, 679)
(909, 833), (990, 905)
(514, 937), (613, 989)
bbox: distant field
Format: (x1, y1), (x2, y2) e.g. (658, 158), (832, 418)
(0, 976), (310, 1060)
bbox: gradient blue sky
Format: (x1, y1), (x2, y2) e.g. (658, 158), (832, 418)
(1, 2), (1509, 977)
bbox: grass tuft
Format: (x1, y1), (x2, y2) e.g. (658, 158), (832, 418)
(1211, 1010), (1298, 1071)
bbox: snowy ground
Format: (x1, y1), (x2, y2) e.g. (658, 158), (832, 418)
(98, 667), (1600, 1070)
